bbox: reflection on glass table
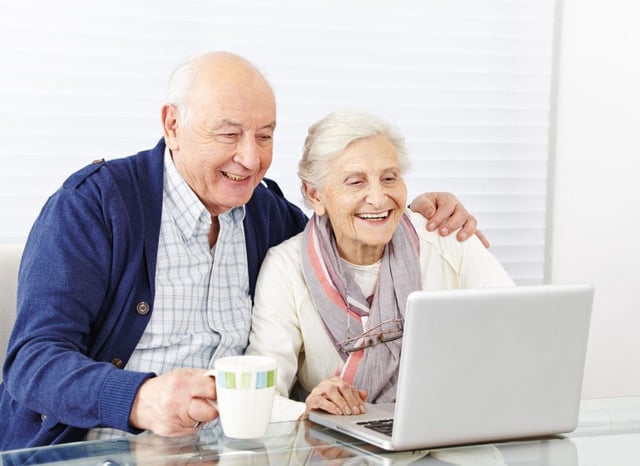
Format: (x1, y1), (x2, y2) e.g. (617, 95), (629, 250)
(0, 419), (581, 466)
(5, 397), (640, 466)
(305, 422), (577, 465)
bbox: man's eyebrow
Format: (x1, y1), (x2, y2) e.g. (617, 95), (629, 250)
(212, 119), (276, 131)
(213, 119), (243, 130)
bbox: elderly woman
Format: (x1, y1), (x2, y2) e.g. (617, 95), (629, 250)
(245, 111), (514, 421)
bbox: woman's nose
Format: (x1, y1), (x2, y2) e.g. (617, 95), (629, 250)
(365, 182), (386, 206)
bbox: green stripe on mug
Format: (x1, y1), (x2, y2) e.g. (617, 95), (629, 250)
(218, 369), (276, 389)
(224, 371), (236, 389)
(240, 372), (252, 389)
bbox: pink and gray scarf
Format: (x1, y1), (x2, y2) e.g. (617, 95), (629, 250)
(301, 212), (421, 402)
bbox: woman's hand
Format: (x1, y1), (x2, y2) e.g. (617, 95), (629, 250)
(301, 377), (368, 419)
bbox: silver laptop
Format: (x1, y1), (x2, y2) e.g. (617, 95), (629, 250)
(309, 284), (594, 451)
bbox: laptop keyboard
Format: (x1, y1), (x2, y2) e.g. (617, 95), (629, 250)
(358, 418), (394, 436)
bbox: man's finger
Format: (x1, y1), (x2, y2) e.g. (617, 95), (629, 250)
(474, 228), (490, 248)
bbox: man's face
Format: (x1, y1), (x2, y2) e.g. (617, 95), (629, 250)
(164, 62), (276, 216)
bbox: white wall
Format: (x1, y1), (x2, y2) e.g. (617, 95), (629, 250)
(0, 1), (555, 284)
(551, 0), (640, 397)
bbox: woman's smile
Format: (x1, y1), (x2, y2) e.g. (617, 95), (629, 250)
(307, 134), (408, 265)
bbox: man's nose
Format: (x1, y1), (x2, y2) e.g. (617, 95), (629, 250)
(233, 136), (261, 171)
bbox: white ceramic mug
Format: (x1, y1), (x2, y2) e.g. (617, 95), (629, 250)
(205, 355), (277, 439)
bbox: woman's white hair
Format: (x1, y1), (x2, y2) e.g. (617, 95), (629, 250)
(298, 110), (411, 197)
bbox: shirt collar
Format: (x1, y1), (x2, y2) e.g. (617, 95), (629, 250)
(163, 147), (246, 241)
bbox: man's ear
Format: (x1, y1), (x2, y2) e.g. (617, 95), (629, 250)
(302, 182), (326, 216)
(161, 104), (180, 150)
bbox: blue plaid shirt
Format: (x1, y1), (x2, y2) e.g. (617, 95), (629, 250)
(87, 148), (250, 439)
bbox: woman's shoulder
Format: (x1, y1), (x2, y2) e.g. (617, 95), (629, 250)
(262, 230), (305, 267)
(406, 209), (488, 260)
(406, 210), (462, 248)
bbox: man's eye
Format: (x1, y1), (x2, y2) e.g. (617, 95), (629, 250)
(215, 133), (240, 143)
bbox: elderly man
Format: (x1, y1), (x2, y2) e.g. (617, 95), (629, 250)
(0, 51), (481, 449)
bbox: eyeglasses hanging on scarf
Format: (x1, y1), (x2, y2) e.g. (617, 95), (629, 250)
(337, 318), (404, 353)
(337, 270), (404, 354)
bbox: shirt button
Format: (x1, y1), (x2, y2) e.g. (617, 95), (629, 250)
(41, 414), (47, 422)
(111, 358), (124, 369)
(136, 301), (150, 315)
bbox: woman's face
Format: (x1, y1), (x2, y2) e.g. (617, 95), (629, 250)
(306, 134), (408, 265)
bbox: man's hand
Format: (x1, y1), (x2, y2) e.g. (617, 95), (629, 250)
(129, 368), (218, 437)
(409, 192), (490, 248)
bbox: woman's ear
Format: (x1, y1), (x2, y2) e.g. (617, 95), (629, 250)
(302, 182), (326, 216)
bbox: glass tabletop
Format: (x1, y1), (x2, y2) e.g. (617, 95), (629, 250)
(2, 397), (640, 465)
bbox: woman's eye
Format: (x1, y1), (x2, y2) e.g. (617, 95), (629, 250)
(383, 173), (400, 183)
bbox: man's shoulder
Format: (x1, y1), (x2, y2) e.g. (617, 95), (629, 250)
(247, 178), (293, 204)
(242, 179), (308, 259)
(61, 140), (164, 192)
(246, 179), (307, 223)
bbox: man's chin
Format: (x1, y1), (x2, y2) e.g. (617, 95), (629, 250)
(208, 196), (251, 216)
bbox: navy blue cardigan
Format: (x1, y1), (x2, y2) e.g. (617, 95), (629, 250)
(0, 140), (308, 449)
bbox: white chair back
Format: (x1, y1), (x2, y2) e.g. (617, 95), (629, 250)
(0, 245), (23, 374)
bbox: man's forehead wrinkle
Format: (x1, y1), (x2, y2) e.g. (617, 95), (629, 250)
(217, 119), (243, 128)
(210, 118), (276, 131)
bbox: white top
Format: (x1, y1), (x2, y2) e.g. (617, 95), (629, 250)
(246, 210), (515, 421)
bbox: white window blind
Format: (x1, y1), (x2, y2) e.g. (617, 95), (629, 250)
(0, 0), (557, 285)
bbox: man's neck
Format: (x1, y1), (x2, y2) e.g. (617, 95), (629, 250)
(209, 216), (220, 248)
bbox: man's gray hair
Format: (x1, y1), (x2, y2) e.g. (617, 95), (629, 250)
(165, 58), (197, 126)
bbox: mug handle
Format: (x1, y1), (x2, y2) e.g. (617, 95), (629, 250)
(204, 369), (219, 410)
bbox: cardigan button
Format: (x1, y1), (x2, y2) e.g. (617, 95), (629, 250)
(136, 301), (150, 315)
(41, 414), (47, 422)
(111, 358), (124, 369)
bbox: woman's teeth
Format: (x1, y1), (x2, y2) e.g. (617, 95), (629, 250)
(357, 212), (389, 220)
